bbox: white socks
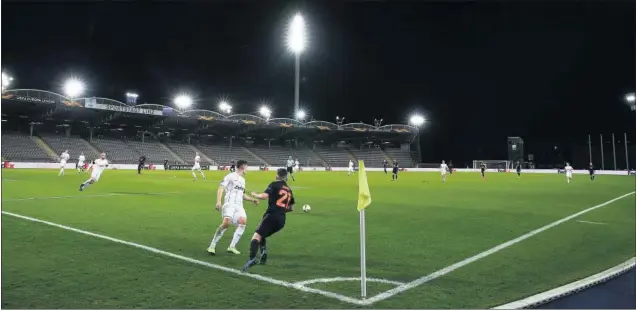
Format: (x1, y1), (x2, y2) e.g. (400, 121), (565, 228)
(209, 227), (227, 248)
(59, 168), (64, 176)
(229, 224), (245, 248)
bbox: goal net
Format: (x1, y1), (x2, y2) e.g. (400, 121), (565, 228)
(473, 160), (512, 170)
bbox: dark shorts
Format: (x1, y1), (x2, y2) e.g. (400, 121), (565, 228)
(481, 169), (485, 175)
(392, 167), (398, 174)
(287, 166), (294, 174)
(589, 170), (595, 175)
(255, 213), (286, 239)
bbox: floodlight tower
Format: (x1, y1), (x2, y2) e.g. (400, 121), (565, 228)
(374, 118), (383, 127)
(625, 92), (635, 111)
(286, 13), (307, 118)
(295, 109), (307, 121)
(64, 78), (85, 103)
(1, 72), (14, 91)
(126, 92), (139, 105)
(335, 116), (345, 126)
(219, 101), (232, 115)
(174, 94), (193, 111)
(259, 105), (272, 120)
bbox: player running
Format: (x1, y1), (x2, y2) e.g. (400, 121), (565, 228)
(77, 152), (86, 174)
(242, 168), (296, 272)
(79, 153), (109, 191)
(480, 163), (486, 180)
(294, 158), (300, 172)
(192, 152), (206, 180)
(286, 156), (295, 181)
(383, 160), (388, 174)
(207, 160), (257, 255)
(565, 162), (573, 183)
(138, 155), (146, 175)
(441, 160), (449, 182)
(348, 160), (355, 176)
(163, 159), (169, 171)
(588, 162), (595, 181)
(516, 161), (522, 177)
(392, 159), (399, 181)
(58, 150), (70, 176)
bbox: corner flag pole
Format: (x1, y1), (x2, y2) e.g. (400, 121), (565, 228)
(357, 160), (371, 298)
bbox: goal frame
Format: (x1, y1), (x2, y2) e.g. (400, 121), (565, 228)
(473, 160), (512, 170)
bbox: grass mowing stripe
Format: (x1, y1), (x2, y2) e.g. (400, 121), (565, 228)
(1, 191), (205, 202)
(0, 211), (367, 306)
(363, 191), (636, 305)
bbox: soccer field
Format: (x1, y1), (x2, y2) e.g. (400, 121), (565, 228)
(1, 169), (634, 308)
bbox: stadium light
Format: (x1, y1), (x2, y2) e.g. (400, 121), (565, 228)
(409, 114), (426, 127)
(64, 78), (85, 98)
(174, 94), (193, 110)
(126, 92), (139, 99)
(625, 93), (635, 103)
(219, 101), (232, 114)
(295, 109), (307, 121)
(286, 13), (307, 117)
(259, 106), (272, 119)
(1, 72), (14, 90)
(126, 92), (139, 105)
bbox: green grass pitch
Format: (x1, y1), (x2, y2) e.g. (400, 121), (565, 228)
(1, 169), (634, 308)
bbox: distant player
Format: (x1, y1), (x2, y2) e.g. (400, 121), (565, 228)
(392, 159), (399, 181)
(294, 158), (300, 172)
(480, 163), (486, 180)
(230, 161), (236, 172)
(448, 161), (454, 175)
(138, 155), (146, 175)
(565, 162), (573, 183)
(58, 150), (70, 176)
(77, 152), (86, 174)
(383, 160), (388, 174)
(163, 159), (169, 171)
(588, 162), (595, 181)
(79, 153), (108, 191)
(516, 161), (522, 177)
(348, 160), (355, 176)
(242, 168), (295, 272)
(286, 156), (295, 181)
(441, 160), (448, 182)
(207, 160), (257, 255)
(192, 152), (206, 180)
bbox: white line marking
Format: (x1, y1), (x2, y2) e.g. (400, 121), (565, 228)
(493, 257), (636, 309)
(2, 191), (185, 202)
(294, 277), (404, 287)
(362, 191), (636, 305)
(577, 220), (607, 225)
(0, 211), (366, 306)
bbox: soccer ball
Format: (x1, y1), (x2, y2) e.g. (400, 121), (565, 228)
(302, 204), (311, 213)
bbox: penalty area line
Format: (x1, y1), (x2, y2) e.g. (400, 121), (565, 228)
(0, 211), (366, 306)
(362, 191), (636, 306)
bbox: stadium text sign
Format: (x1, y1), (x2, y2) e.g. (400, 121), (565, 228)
(167, 164), (210, 171)
(85, 101), (162, 116)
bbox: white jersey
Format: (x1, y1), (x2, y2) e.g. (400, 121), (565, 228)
(565, 165), (573, 176)
(294, 160), (300, 168)
(60, 152), (70, 163)
(441, 163), (448, 174)
(92, 158), (109, 172)
(286, 159), (294, 168)
(78, 155), (86, 163)
(349, 161), (354, 168)
(194, 155), (201, 163)
(220, 172), (246, 207)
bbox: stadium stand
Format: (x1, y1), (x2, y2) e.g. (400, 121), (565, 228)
(39, 135), (100, 162)
(167, 143), (213, 165)
(314, 147), (354, 167)
(349, 147), (387, 168)
(1, 133), (54, 162)
(127, 140), (182, 164)
(385, 148), (415, 167)
(248, 145), (293, 166)
(90, 138), (140, 164)
(292, 148), (325, 167)
(195, 144), (264, 166)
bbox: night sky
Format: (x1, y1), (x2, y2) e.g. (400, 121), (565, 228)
(2, 1), (634, 164)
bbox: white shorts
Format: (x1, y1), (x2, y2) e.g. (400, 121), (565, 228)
(192, 163), (201, 170)
(222, 204), (247, 225)
(566, 172), (573, 178)
(78, 161), (84, 167)
(441, 171), (447, 175)
(60, 160), (67, 168)
(348, 167), (354, 172)
(91, 169), (103, 182)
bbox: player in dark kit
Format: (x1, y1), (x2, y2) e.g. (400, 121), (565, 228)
(448, 161), (454, 174)
(588, 162), (595, 181)
(138, 156), (146, 174)
(516, 161), (522, 177)
(163, 159), (168, 171)
(480, 163), (486, 180)
(230, 161), (236, 172)
(242, 168), (295, 272)
(383, 160), (388, 174)
(392, 160), (399, 181)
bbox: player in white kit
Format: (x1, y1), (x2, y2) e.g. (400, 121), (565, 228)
(77, 152), (86, 174)
(191, 152), (206, 181)
(440, 160), (449, 182)
(286, 156), (296, 181)
(565, 162), (573, 183)
(207, 160), (258, 255)
(294, 159), (300, 172)
(58, 150), (70, 176)
(79, 153), (109, 191)
(348, 160), (354, 176)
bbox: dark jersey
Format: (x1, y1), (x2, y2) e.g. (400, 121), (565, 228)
(516, 164), (521, 171)
(383, 161), (388, 168)
(264, 180), (295, 216)
(480, 164), (486, 171)
(164, 159), (168, 166)
(139, 156), (146, 164)
(589, 164), (595, 173)
(393, 162), (399, 169)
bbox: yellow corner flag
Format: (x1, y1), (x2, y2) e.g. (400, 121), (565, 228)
(357, 160), (372, 211)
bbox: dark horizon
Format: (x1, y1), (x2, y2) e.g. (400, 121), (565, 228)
(2, 1), (635, 165)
